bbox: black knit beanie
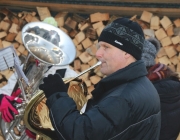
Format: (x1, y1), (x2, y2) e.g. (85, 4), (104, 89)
(98, 18), (145, 60)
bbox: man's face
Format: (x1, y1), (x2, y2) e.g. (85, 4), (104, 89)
(96, 41), (127, 76)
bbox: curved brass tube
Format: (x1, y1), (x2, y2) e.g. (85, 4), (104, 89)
(64, 61), (102, 84)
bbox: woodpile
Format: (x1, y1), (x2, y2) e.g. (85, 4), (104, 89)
(0, 7), (180, 96)
(137, 11), (180, 74)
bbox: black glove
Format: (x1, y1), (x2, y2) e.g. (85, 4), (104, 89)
(39, 73), (67, 98)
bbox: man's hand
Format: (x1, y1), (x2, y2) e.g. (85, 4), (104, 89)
(0, 94), (22, 122)
(39, 73), (67, 98)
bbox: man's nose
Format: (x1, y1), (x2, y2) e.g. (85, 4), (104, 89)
(96, 48), (102, 59)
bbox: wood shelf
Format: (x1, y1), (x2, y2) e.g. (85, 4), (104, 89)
(0, 1), (180, 18)
(9, 0), (180, 4)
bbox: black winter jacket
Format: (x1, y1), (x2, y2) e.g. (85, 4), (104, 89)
(46, 60), (161, 140)
(153, 77), (180, 140)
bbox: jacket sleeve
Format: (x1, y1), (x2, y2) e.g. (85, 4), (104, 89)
(46, 92), (131, 140)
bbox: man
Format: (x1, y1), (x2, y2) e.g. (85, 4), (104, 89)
(142, 37), (180, 140)
(39, 18), (161, 140)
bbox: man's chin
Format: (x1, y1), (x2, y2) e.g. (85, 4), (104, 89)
(100, 68), (108, 75)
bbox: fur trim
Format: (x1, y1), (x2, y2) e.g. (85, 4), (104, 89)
(147, 37), (161, 53)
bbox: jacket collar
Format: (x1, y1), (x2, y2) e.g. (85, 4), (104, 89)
(91, 60), (147, 100)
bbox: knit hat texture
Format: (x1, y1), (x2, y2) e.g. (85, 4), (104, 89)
(98, 18), (145, 60)
(142, 37), (161, 67)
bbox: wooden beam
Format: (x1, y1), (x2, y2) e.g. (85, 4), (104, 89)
(5, 0), (180, 4)
(76, 0), (180, 3)
(0, 1), (180, 18)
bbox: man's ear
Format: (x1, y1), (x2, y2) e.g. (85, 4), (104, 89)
(124, 52), (131, 59)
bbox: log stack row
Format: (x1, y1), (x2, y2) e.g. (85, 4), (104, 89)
(0, 7), (180, 95)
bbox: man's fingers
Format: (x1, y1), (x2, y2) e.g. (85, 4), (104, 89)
(43, 74), (53, 83)
(14, 97), (22, 103)
(54, 73), (63, 81)
(12, 88), (21, 97)
(5, 96), (15, 101)
(7, 103), (19, 115)
(2, 110), (12, 122)
(42, 76), (49, 83)
(39, 84), (45, 90)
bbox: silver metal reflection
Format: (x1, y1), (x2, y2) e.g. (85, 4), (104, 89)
(21, 22), (76, 66)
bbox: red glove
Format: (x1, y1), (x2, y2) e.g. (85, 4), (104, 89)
(25, 128), (36, 139)
(11, 88), (21, 97)
(0, 89), (22, 122)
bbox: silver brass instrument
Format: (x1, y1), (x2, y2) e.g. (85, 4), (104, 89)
(21, 22), (77, 140)
(0, 22), (101, 140)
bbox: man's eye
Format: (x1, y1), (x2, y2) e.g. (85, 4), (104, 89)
(96, 44), (108, 50)
(104, 45), (108, 49)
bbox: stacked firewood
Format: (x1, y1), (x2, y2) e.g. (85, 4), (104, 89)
(135, 11), (180, 75)
(0, 7), (180, 95)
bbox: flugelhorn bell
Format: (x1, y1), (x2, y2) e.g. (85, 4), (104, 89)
(21, 22), (76, 66)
